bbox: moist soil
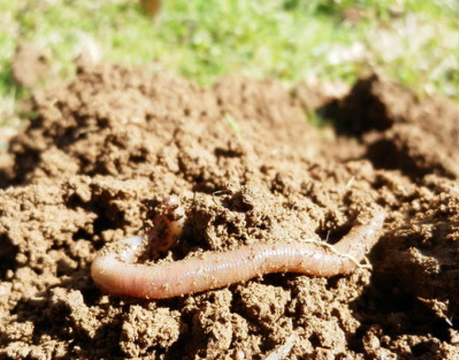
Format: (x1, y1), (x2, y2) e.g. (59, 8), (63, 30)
(1, 64), (459, 360)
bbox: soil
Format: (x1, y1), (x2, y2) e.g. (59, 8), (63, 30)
(12, 43), (53, 90)
(1, 63), (459, 360)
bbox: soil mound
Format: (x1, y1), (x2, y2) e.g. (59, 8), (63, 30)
(1, 65), (458, 359)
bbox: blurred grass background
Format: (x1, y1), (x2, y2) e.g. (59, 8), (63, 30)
(0, 0), (458, 129)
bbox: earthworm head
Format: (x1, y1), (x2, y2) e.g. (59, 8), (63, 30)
(162, 195), (180, 209)
(145, 196), (187, 259)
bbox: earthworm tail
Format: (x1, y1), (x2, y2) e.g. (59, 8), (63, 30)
(91, 209), (385, 299)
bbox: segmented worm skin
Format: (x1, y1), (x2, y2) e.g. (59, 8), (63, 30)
(146, 196), (185, 259)
(91, 204), (385, 299)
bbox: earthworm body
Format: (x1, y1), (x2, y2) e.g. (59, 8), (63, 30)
(91, 198), (385, 299)
(145, 196), (186, 259)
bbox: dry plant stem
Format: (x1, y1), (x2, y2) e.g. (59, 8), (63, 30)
(91, 210), (385, 299)
(263, 334), (296, 360)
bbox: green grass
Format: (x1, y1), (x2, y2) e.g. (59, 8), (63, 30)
(0, 0), (458, 126)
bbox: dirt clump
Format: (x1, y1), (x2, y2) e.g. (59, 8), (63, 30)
(12, 43), (53, 89)
(0, 65), (459, 359)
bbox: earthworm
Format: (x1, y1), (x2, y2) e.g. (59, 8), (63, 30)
(145, 196), (186, 259)
(91, 200), (385, 299)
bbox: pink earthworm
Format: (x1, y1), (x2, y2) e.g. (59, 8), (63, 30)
(145, 196), (186, 259)
(91, 201), (385, 299)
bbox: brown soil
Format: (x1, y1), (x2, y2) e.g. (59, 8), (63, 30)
(11, 43), (53, 90)
(1, 64), (459, 360)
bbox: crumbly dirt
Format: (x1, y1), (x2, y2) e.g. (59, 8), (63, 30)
(1, 64), (459, 360)
(11, 43), (54, 89)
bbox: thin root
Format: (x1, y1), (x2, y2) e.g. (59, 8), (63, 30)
(300, 238), (372, 270)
